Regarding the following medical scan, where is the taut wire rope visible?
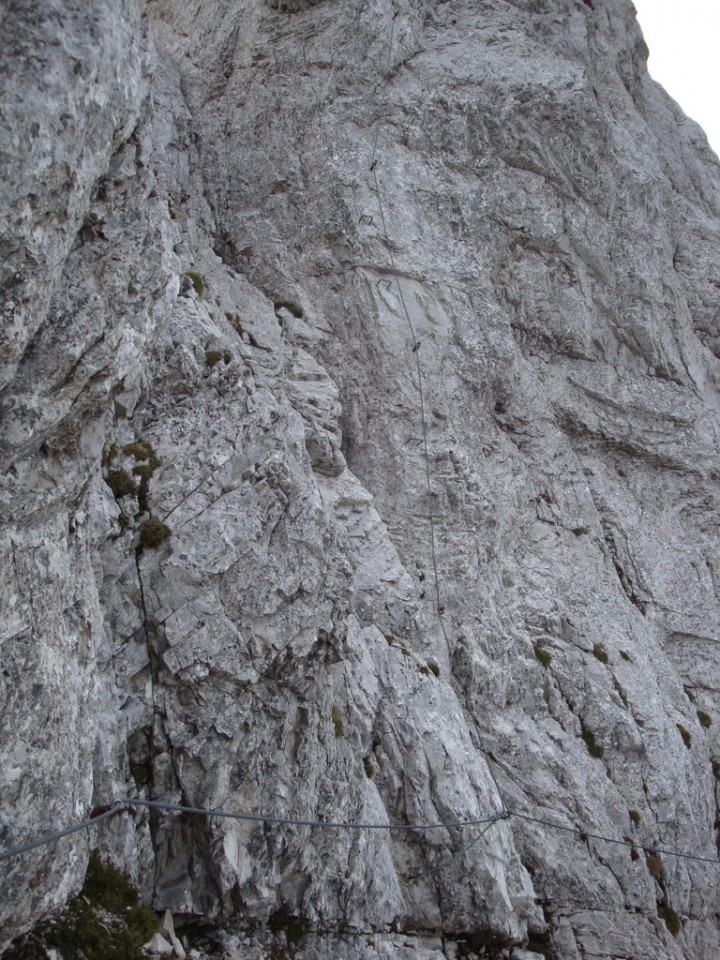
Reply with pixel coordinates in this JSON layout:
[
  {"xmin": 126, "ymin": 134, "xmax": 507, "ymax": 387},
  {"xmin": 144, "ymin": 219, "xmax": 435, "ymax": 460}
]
[{"xmin": 4, "ymin": 800, "xmax": 719, "ymax": 869}]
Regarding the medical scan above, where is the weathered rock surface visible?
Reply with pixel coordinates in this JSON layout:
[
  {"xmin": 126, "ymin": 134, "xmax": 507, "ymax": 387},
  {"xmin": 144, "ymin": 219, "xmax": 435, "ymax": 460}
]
[{"xmin": 2, "ymin": 1, "xmax": 720, "ymax": 958}]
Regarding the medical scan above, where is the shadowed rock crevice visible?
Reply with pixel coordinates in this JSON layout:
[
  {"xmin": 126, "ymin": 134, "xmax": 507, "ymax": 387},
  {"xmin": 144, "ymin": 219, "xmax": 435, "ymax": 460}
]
[{"xmin": 266, "ymin": 0, "xmax": 325, "ymax": 11}]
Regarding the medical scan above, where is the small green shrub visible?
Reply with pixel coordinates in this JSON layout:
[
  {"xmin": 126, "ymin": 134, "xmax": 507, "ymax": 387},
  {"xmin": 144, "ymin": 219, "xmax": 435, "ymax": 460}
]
[
  {"xmin": 619, "ymin": 650, "xmax": 633, "ymax": 662},
  {"xmin": 83, "ymin": 853, "xmax": 136, "ymax": 912},
  {"xmin": 629, "ymin": 809, "xmax": 641, "ymax": 828},
  {"xmin": 572, "ymin": 526, "xmax": 590, "ymax": 536},
  {"xmin": 677, "ymin": 723, "xmax": 692, "ymax": 749},
  {"xmin": 5, "ymin": 852, "xmax": 158, "ymax": 960},
  {"xmin": 581, "ymin": 725, "xmax": 604, "ymax": 759},
  {"xmin": 102, "ymin": 442, "xmax": 118, "ymax": 466},
  {"xmin": 204, "ymin": 349, "xmax": 232, "ymax": 368},
  {"xmin": 138, "ymin": 519, "xmax": 171, "ymax": 550},
  {"xmin": 646, "ymin": 853, "xmax": 665, "ymax": 880},
  {"xmin": 592, "ymin": 643, "xmax": 609, "ymax": 664},
  {"xmin": 658, "ymin": 905, "xmax": 682, "ymax": 937},
  {"xmin": 331, "ymin": 704, "xmax": 344, "ymax": 738},
  {"xmin": 121, "ymin": 443, "xmax": 161, "ymax": 514},
  {"xmin": 697, "ymin": 710, "xmax": 712, "ymax": 729},
  {"xmin": 184, "ymin": 271, "xmax": 205, "ymax": 296},
  {"xmin": 122, "ymin": 442, "xmax": 156, "ymax": 462},
  {"xmin": 534, "ymin": 643, "xmax": 552, "ymax": 668},
  {"xmin": 119, "ymin": 442, "xmax": 161, "ymax": 486},
  {"xmin": 105, "ymin": 469, "xmax": 135, "ymax": 498},
  {"xmin": 132, "ymin": 463, "xmax": 157, "ymax": 482}
]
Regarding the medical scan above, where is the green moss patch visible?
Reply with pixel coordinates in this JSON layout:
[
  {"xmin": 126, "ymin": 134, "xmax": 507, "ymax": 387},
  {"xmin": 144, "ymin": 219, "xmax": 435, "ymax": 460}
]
[
  {"xmin": 534, "ymin": 643, "xmax": 552, "ymax": 668},
  {"xmin": 138, "ymin": 518, "xmax": 171, "ymax": 550},
  {"xmin": 184, "ymin": 271, "xmax": 205, "ymax": 296},
  {"xmin": 592, "ymin": 643, "xmax": 609, "ymax": 664},
  {"xmin": 658, "ymin": 905, "xmax": 682, "ymax": 937},
  {"xmin": 122, "ymin": 442, "xmax": 157, "ymax": 463},
  {"xmin": 105, "ymin": 469, "xmax": 135, "ymax": 499},
  {"xmin": 581, "ymin": 724, "xmax": 604, "ymax": 760},
  {"xmin": 205, "ymin": 350, "xmax": 223, "ymax": 368},
  {"xmin": 105, "ymin": 443, "xmax": 161, "ymax": 508},
  {"xmin": 677, "ymin": 724, "xmax": 692, "ymax": 749},
  {"xmin": 697, "ymin": 710, "xmax": 712, "ymax": 729}
]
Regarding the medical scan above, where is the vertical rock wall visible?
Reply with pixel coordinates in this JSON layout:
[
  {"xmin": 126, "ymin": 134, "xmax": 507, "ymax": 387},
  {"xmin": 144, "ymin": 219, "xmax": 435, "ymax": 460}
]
[
  {"xmin": 0, "ymin": 0, "xmax": 154, "ymax": 942},
  {"xmin": 2, "ymin": 1, "xmax": 720, "ymax": 958}
]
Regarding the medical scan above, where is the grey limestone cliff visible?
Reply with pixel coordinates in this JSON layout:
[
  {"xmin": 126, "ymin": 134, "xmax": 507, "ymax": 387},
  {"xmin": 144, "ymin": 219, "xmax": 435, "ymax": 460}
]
[{"xmin": 2, "ymin": 1, "xmax": 720, "ymax": 958}]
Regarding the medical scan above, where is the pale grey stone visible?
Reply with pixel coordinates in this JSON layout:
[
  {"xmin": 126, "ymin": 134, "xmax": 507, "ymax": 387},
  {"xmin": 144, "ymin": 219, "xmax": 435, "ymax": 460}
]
[
  {"xmin": 144, "ymin": 932, "xmax": 174, "ymax": 956},
  {"xmin": 2, "ymin": 0, "xmax": 720, "ymax": 958}
]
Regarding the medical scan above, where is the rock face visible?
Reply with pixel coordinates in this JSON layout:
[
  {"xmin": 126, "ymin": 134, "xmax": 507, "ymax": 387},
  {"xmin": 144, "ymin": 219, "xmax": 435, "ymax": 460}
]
[{"xmin": 2, "ymin": 0, "xmax": 720, "ymax": 957}]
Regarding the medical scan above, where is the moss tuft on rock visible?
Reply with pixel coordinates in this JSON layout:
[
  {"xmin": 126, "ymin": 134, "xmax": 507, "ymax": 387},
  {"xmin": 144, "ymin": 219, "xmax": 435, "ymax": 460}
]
[
  {"xmin": 592, "ymin": 643, "xmax": 609, "ymax": 664},
  {"xmin": 122, "ymin": 441, "xmax": 157, "ymax": 462},
  {"xmin": 658, "ymin": 905, "xmax": 682, "ymax": 937},
  {"xmin": 184, "ymin": 270, "xmax": 205, "ymax": 296},
  {"xmin": 581, "ymin": 725, "xmax": 604, "ymax": 759},
  {"xmin": 138, "ymin": 518, "xmax": 171, "ymax": 550},
  {"xmin": 105, "ymin": 469, "xmax": 135, "ymax": 499},
  {"xmin": 205, "ymin": 350, "xmax": 224, "ymax": 368},
  {"xmin": 697, "ymin": 710, "xmax": 712, "ymax": 729},
  {"xmin": 677, "ymin": 723, "xmax": 692, "ymax": 749},
  {"xmin": 534, "ymin": 643, "xmax": 552, "ymax": 668}
]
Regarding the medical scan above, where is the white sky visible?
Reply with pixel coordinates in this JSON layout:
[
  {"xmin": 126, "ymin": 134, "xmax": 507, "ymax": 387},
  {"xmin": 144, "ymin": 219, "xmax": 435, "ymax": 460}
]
[{"xmin": 632, "ymin": 0, "xmax": 720, "ymax": 156}]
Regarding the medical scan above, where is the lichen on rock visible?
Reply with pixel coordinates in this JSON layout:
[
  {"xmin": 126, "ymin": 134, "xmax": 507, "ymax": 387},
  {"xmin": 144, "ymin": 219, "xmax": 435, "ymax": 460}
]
[{"xmin": 2, "ymin": 0, "xmax": 720, "ymax": 958}]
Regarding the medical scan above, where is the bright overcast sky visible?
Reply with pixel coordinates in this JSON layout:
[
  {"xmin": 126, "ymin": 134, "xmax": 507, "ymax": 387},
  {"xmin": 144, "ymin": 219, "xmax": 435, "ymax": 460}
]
[{"xmin": 632, "ymin": 0, "xmax": 720, "ymax": 156}]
